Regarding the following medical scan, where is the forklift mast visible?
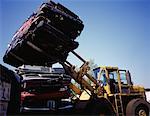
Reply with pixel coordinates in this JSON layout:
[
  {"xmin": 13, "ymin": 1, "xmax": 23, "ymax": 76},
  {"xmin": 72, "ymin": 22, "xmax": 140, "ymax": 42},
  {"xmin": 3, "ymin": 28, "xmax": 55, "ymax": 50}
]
[{"xmin": 60, "ymin": 51, "xmax": 103, "ymax": 97}]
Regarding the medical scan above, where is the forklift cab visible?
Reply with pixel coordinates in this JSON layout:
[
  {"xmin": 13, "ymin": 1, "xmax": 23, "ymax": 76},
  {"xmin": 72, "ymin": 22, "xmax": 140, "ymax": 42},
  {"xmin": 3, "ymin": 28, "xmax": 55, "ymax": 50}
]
[{"xmin": 93, "ymin": 66, "xmax": 133, "ymax": 94}]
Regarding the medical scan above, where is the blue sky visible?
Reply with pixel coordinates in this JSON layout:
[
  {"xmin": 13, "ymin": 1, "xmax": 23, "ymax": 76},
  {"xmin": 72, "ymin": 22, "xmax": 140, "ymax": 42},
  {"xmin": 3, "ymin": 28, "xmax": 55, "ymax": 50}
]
[{"xmin": 0, "ymin": 0, "xmax": 150, "ymax": 88}]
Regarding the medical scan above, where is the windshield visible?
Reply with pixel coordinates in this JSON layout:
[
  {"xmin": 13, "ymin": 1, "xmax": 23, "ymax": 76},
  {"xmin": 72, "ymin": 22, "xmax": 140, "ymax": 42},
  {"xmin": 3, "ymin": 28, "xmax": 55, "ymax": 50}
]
[
  {"xmin": 99, "ymin": 71, "xmax": 107, "ymax": 86},
  {"xmin": 93, "ymin": 68, "xmax": 107, "ymax": 86}
]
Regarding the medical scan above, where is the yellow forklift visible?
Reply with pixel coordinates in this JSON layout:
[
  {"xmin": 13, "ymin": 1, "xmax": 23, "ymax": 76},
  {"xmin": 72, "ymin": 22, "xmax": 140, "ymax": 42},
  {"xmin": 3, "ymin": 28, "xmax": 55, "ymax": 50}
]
[{"xmin": 61, "ymin": 51, "xmax": 150, "ymax": 116}]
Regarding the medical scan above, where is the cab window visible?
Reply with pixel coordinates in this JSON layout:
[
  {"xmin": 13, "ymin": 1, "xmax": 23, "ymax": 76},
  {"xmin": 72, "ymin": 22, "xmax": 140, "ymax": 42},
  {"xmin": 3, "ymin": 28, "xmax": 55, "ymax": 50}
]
[
  {"xmin": 108, "ymin": 70, "xmax": 118, "ymax": 83},
  {"xmin": 119, "ymin": 70, "xmax": 127, "ymax": 85}
]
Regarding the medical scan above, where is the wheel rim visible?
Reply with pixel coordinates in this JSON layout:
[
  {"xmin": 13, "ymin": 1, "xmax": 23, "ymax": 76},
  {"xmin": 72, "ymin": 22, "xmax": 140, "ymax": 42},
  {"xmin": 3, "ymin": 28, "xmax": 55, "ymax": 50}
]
[{"xmin": 138, "ymin": 109, "xmax": 147, "ymax": 116}]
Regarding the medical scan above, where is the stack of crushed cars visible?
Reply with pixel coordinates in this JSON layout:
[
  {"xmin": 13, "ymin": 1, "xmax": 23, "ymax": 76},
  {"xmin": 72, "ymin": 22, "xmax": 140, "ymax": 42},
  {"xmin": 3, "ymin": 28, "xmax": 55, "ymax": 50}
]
[
  {"xmin": 17, "ymin": 66, "xmax": 72, "ymax": 113},
  {"xmin": 3, "ymin": 0, "xmax": 84, "ymax": 67},
  {"xmin": 3, "ymin": 0, "xmax": 84, "ymax": 114}
]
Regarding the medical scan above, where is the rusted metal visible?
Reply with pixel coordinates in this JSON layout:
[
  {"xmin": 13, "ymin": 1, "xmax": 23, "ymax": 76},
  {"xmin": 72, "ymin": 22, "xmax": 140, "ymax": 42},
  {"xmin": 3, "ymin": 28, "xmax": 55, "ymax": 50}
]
[
  {"xmin": 61, "ymin": 61, "xmax": 95, "ymax": 94},
  {"xmin": 69, "ymin": 83, "xmax": 82, "ymax": 95}
]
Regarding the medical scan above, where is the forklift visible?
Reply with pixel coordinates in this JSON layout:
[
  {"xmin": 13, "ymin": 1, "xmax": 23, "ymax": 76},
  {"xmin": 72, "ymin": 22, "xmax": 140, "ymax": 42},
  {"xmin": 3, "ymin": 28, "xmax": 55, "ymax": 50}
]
[{"xmin": 61, "ymin": 51, "xmax": 150, "ymax": 116}]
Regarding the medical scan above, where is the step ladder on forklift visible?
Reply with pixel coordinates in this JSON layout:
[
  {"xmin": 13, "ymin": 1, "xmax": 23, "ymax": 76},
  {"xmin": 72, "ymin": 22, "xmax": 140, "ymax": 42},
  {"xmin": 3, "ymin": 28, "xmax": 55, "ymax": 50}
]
[{"xmin": 114, "ymin": 94, "xmax": 124, "ymax": 116}]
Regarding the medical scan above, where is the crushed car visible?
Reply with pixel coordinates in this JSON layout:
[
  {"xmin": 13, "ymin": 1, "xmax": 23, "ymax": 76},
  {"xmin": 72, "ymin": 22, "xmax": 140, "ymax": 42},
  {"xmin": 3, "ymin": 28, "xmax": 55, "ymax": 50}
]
[
  {"xmin": 3, "ymin": 0, "xmax": 84, "ymax": 67},
  {"xmin": 16, "ymin": 65, "xmax": 73, "ymax": 114}
]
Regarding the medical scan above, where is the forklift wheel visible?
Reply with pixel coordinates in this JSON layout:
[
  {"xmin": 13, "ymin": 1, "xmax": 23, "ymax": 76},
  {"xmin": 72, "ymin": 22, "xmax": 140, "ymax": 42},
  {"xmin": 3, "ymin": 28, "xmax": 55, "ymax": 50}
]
[{"xmin": 126, "ymin": 98, "xmax": 150, "ymax": 116}]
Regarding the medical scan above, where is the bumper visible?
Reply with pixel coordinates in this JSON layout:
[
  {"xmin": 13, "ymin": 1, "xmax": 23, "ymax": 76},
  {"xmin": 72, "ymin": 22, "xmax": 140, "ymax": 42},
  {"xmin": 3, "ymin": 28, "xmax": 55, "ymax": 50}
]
[
  {"xmin": 20, "ymin": 105, "xmax": 73, "ymax": 113},
  {"xmin": 21, "ymin": 107, "xmax": 52, "ymax": 112}
]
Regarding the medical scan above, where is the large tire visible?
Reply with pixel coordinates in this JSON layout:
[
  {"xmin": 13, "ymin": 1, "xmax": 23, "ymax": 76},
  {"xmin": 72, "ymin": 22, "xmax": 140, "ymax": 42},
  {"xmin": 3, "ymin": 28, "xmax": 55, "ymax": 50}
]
[
  {"xmin": 84, "ymin": 97, "xmax": 115, "ymax": 115},
  {"xmin": 126, "ymin": 98, "xmax": 150, "ymax": 116}
]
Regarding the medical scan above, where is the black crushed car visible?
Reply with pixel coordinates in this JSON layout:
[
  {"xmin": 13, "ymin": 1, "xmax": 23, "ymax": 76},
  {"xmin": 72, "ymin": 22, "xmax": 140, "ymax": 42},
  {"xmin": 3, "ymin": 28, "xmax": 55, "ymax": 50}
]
[{"xmin": 3, "ymin": 0, "xmax": 84, "ymax": 67}]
